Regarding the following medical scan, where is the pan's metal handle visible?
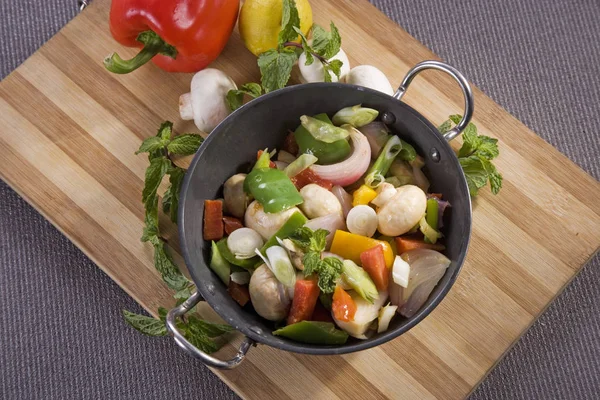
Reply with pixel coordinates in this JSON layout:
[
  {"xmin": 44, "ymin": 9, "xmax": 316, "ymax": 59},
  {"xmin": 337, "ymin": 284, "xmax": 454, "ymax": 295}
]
[
  {"xmin": 166, "ymin": 291, "xmax": 254, "ymax": 369},
  {"xmin": 393, "ymin": 60, "xmax": 474, "ymax": 142},
  {"xmin": 78, "ymin": 0, "xmax": 89, "ymax": 11}
]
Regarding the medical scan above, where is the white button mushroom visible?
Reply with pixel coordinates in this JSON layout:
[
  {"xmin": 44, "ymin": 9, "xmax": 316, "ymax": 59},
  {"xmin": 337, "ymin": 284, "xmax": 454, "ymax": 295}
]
[
  {"xmin": 299, "ymin": 184, "xmax": 343, "ymax": 219},
  {"xmin": 377, "ymin": 185, "xmax": 427, "ymax": 236},
  {"xmin": 341, "ymin": 65, "xmax": 394, "ymax": 96},
  {"xmin": 333, "ymin": 290, "xmax": 389, "ymax": 339},
  {"xmin": 223, "ymin": 173, "xmax": 249, "ymax": 219},
  {"xmin": 226, "ymin": 228, "xmax": 264, "ymax": 259},
  {"xmin": 244, "ymin": 200, "xmax": 302, "ymax": 240},
  {"xmin": 298, "ymin": 44, "xmax": 350, "ymax": 83},
  {"xmin": 179, "ymin": 68, "xmax": 237, "ymax": 133},
  {"xmin": 249, "ymin": 264, "xmax": 291, "ymax": 321}
]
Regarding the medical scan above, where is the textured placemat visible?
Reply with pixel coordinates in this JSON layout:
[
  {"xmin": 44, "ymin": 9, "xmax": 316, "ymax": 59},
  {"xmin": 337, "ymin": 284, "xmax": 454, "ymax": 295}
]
[{"xmin": 1, "ymin": 0, "xmax": 598, "ymax": 399}]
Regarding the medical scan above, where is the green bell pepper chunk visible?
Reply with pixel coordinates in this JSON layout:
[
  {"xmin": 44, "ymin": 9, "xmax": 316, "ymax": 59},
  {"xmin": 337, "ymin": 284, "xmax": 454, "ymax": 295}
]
[
  {"xmin": 261, "ymin": 211, "xmax": 308, "ymax": 252},
  {"xmin": 294, "ymin": 113, "xmax": 351, "ymax": 165},
  {"xmin": 216, "ymin": 238, "xmax": 258, "ymax": 271},
  {"xmin": 273, "ymin": 321, "xmax": 349, "ymax": 345},
  {"xmin": 244, "ymin": 151, "xmax": 304, "ymax": 213},
  {"xmin": 210, "ymin": 241, "xmax": 231, "ymax": 285}
]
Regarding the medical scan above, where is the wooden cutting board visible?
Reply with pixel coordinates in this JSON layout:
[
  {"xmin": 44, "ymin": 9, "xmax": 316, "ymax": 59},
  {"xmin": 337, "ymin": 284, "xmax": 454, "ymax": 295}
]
[{"xmin": 1, "ymin": 0, "xmax": 599, "ymax": 398}]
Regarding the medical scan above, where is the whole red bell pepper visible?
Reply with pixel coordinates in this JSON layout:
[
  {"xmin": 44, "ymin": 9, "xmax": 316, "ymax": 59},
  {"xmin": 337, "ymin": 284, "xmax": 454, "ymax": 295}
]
[{"xmin": 105, "ymin": 0, "xmax": 240, "ymax": 74}]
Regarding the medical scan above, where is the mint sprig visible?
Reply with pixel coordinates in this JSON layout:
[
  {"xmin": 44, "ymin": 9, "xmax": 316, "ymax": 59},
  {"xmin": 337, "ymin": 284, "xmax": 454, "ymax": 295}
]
[{"xmin": 226, "ymin": 83, "xmax": 263, "ymax": 111}]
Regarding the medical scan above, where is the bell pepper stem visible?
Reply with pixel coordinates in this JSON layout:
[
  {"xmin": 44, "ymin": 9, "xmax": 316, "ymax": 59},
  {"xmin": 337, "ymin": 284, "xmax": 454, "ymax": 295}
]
[{"xmin": 104, "ymin": 30, "xmax": 177, "ymax": 74}]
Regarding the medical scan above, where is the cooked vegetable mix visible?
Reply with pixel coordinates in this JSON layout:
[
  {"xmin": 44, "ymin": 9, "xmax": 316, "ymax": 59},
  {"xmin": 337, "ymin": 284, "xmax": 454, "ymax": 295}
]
[{"xmin": 202, "ymin": 106, "xmax": 469, "ymax": 345}]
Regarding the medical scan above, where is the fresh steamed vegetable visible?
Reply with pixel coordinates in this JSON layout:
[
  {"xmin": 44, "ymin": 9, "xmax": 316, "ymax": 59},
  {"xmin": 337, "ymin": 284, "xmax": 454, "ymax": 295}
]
[
  {"xmin": 299, "ymin": 184, "xmax": 343, "ymax": 219},
  {"xmin": 389, "ymin": 160, "xmax": 415, "ymax": 186},
  {"xmin": 228, "ymin": 281, "xmax": 251, "ymax": 307},
  {"xmin": 222, "ymin": 216, "xmax": 244, "ymax": 235},
  {"xmin": 371, "ymin": 182, "xmax": 396, "ymax": 208},
  {"xmin": 249, "ymin": 264, "xmax": 291, "ymax": 321},
  {"xmin": 333, "ymin": 290, "xmax": 388, "ymax": 339},
  {"xmin": 388, "ymin": 249, "xmax": 451, "ymax": 318},
  {"xmin": 273, "ymin": 321, "xmax": 348, "ymax": 345},
  {"xmin": 203, "ymin": 200, "xmax": 224, "ymax": 241},
  {"xmin": 227, "ymin": 228, "xmax": 264, "ymax": 259},
  {"xmin": 423, "ymin": 199, "xmax": 441, "ymax": 244},
  {"xmin": 331, "ymin": 185, "xmax": 353, "ymax": 218},
  {"xmin": 223, "ymin": 173, "xmax": 249, "ymax": 219},
  {"xmin": 331, "ymin": 285, "xmax": 357, "ymax": 322},
  {"xmin": 230, "ymin": 271, "xmax": 251, "ymax": 285},
  {"xmin": 391, "ymin": 256, "xmax": 410, "ymax": 288},
  {"xmin": 332, "ymin": 105, "xmax": 379, "ymax": 127},
  {"xmin": 294, "ymin": 114, "xmax": 351, "ymax": 165},
  {"xmin": 394, "ymin": 236, "xmax": 446, "ymax": 253},
  {"xmin": 346, "ymin": 205, "xmax": 378, "ymax": 237},
  {"xmin": 352, "ymin": 184, "xmax": 378, "ymax": 206},
  {"xmin": 360, "ymin": 122, "xmax": 390, "ymax": 159},
  {"xmin": 311, "ymin": 127, "xmax": 372, "ymax": 186},
  {"xmin": 341, "ymin": 65, "xmax": 394, "ymax": 95},
  {"xmin": 290, "ymin": 168, "xmax": 334, "ymax": 191},
  {"xmin": 105, "ymin": 0, "xmax": 239, "ymax": 73},
  {"xmin": 179, "ymin": 69, "xmax": 237, "ymax": 132},
  {"xmin": 300, "ymin": 115, "xmax": 350, "ymax": 143},
  {"xmin": 245, "ymin": 201, "xmax": 303, "ymax": 240},
  {"xmin": 264, "ymin": 246, "xmax": 297, "ymax": 288},
  {"xmin": 377, "ymin": 304, "xmax": 398, "ymax": 333},
  {"xmin": 360, "ymin": 245, "xmax": 389, "ymax": 291},
  {"xmin": 216, "ymin": 238, "xmax": 258, "ymax": 270},
  {"xmin": 261, "ymin": 211, "xmax": 308, "ymax": 252},
  {"xmin": 365, "ymin": 135, "xmax": 402, "ymax": 188},
  {"xmin": 341, "ymin": 260, "xmax": 379, "ymax": 303},
  {"xmin": 330, "ymin": 230, "xmax": 394, "ymax": 268},
  {"xmin": 287, "ymin": 279, "xmax": 321, "ymax": 325},
  {"xmin": 210, "ymin": 241, "xmax": 231, "ymax": 285},
  {"xmin": 284, "ymin": 154, "xmax": 318, "ymax": 178},
  {"xmin": 304, "ymin": 213, "xmax": 346, "ymax": 248},
  {"xmin": 377, "ymin": 185, "xmax": 427, "ymax": 236}
]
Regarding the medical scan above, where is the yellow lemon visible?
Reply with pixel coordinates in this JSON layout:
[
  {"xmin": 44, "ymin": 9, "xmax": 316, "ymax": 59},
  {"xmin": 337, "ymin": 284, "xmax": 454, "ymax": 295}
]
[{"xmin": 239, "ymin": 0, "xmax": 313, "ymax": 56}]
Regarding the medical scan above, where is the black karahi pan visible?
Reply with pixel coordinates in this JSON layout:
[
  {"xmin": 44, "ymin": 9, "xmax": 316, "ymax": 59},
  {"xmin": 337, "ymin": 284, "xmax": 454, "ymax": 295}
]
[{"xmin": 167, "ymin": 61, "xmax": 474, "ymax": 369}]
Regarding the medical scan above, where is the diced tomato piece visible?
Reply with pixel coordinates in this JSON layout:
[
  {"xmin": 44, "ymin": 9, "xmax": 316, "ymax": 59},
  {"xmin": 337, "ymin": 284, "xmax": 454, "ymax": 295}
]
[
  {"xmin": 287, "ymin": 279, "xmax": 321, "ymax": 325},
  {"xmin": 360, "ymin": 245, "xmax": 389, "ymax": 291},
  {"xmin": 395, "ymin": 236, "xmax": 446, "ymax": 254},
  {"xmin": 228, "ymin": 281, "xmax": 250, "ymax": 307},
  {"xmin": 222, "ymin": 216, "xmax": 243, "ymax": 235},
  {"xmin": 203, "ymin": 200, "xmax": 224, "ymax": 241},
  {"xmin": 282, "ymin": 131, "xmax": 299, "ymax": 155},
  {"xmin": 257, "ymin": 150, "xmax": 277, "ymax": 168},
  {"xmin": 332, "ymin": 285, "xmax": 356, "ymax": 322},
  {"xmin": 291, "ymin": 168, "xmax": 333, "ymax": 190},
  {"xmin": 311, "ymin": 301, "xmax": 334, "ymax": 323}
]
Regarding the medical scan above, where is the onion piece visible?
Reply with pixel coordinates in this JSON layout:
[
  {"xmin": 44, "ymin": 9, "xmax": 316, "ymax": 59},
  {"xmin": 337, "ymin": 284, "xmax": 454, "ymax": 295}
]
[
  {"xmin": 359, "ymin": 122, "xmax": 389, "ymax": 159},
  {"xmin": 230, "ymin": 271, "xmax": 251, "ymax": 285},
  {"xmin": 278, "ymin": 150, "xmax": 297, "ymax": 164},
  {"xmin": 331, "ymin": 185, "xmax": 353, "ymax": 218},
  {"xmin": 274, "ymin": 161, "xmax": 289, "ymax": 170},
  {"xmin": 388, "ymin": 249, "xmax": 451, "ymax": 318},
  {"xmin": 311, "ymin": 127, "xmax": 371, "ymax": 186},
  {"xmin": 284, "ymin": 153, "xmax": 318, "ymax": 177},
  {"xmin": 391, "ymin": 256, "xmax": 410, "ymax": 288},
  {"xmin": 304, "ymin": 213, "xmax": 346, "ymax": 249},
  {"xmin": 265, "ymin": 246, "xmax": 297, "ymax": 288},
  {"xmin": 227, "ymin": 228, "xmax": 264, "ymax": 259},
  {"xmin": 346, "ymin": 205, "xmax": 378, "ymax": 237},
  {"xmin": 412, "ymin": 164, "xmax": 430, "ymax": 192},
  {"xmin": 333, "ymin": 290, "xmax": 388, "ymax": 339},
  {"xmin": 377, "ymin": 303, "xmax": 398, "ymax": 333}
]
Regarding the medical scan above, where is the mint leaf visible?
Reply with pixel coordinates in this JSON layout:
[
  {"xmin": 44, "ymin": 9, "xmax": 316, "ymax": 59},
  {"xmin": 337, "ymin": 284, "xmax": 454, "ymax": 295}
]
[
  {"xmin": 141, "ymin": 195, "xmax": 159, "ymax": 243},
  {"xmin": 158, "ymin": 307, "xmax": 168, "ymax": 322},
  {"xmin": 173, "ymin": 284, "xmax": 194, "ymax": 300},
  {"xmin": 185, "ymin": 329, "xmax": 220, "ymax": 353},
  {"xmin": 167, "ymin": 134, "xmax": 204, "ymax": 155},
  {"xmin": 162, "ymin": 186, "xmax": 172, "ymax": 214},
  {"xmin": 294, "ymin": 27, "xmax": 314, "ymax": 65},
  {"xmin": 167, "ymin": 167, "xmax": 185, "ymax": 223},
  {"xmin": 449, "ymin": 114, "xmax": 462, "ymax": 125},
  {"xmin": 312, "ymin": 22, "xmax": 342, "ymax": 60},
  {"xmin": 437, "ymin": 119, "xmax": 452, "ymax": 134},
  {"xmin": 302, "ymin": 251, "xmax": 321, "ymax": 276},
  {"xmin": 278, "ymin": 0, "xmax": 301, "ymax": 46},
  {"xmin": 327, "ymin": 59, "xmax": 343, "ymax": 79},
  {"xmin": 153, "ymin": 241, "xmax": 189, "ymax": 291},
  {"xmin": 142, "ymin": 156, "xmax": 170, "ymax": 208},
  {"xmin": 122, "ymin": 310, "xmax": 167, "ymax": 336},
  {"xmin": 187, "ymin": 315, "xmax": 234, "ymax": 338},
  {"xmin": 226, "ymin": 83, "xmax": 263, "ymax": 111},
  {"xmin": 459, "ymin": 156, "xmax": 489, "ymax": 196},
  {"xmin": 309, "ymin": 229, "xmax": 328, "ymax": 252},
  {"xmin": 136, "ymin": 136, "xmax": 168, "ymax": 155},
  {"xmin": 258, "ymin": 49, "xmax": 298, "ymax": 92},
  {"xmin": 289, "ymin": 227, "xmax": 313, "ymax": 249},
  {"xmin": 474, "ymin": 135, "xmax": 499, "ymax": 159},
  {"xmin": 316, "ymin": 257, "xmax": 343, "ymax": 293}
]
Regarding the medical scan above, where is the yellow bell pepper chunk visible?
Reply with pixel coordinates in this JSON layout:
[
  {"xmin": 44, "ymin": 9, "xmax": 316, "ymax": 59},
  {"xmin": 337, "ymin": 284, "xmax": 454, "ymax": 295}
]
[
  {"xmin": 330, "ymin": 230, "xmax": 394, "ymax": 268},
  {"xmin": 352, "ymin": 185, "xmax": 378, "ymax": 206}
]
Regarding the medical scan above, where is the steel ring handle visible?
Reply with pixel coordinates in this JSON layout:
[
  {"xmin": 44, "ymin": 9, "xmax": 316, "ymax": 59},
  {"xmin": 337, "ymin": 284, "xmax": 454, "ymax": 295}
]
[
  {"xmin": 166, "ymin": 291, "xmax": 255, "ymax": 369},
  {"xmin": 393, "ymin": 60, "xmax": 474, "ymax": 142},
  {"xmin": 78, "ymin": 0, "xmax": 89, "ymax": 11}
]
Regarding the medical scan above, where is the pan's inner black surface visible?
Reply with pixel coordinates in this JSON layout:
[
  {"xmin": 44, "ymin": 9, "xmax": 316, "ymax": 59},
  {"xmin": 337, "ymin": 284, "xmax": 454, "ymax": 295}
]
[{"xmin": 179, "ymin": 83, "xmax": 471, "ymax": 355}]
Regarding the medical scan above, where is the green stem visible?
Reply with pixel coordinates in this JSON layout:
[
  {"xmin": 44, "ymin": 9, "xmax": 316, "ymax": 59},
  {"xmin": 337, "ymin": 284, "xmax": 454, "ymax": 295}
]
[
  {"xmin": 104, "ymin": 30, "xmax": 177, "ymax": 74},
  {"xmin": 365, "ymin": 135, "xmax": 402, "ymax": 188}
]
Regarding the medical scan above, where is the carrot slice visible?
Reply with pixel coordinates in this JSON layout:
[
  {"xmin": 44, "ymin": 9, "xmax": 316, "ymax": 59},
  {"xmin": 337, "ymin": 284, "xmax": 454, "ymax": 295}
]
[
  {"xmin": 332, "ymin": 285, "xmax": 356, "ymax": 322},
  {"xmin": 222, "ymin": 216, "xmax": 243, "ymax": 235},
  {"xmin": 228, "ymin": 281, "xmax": 250, "ymax": 307},
  {"xmin": 395, "ymin": 236, "xmax": 446, "ymax": 254},
  {"xmin": 203, "ymin": 200, "xmax": 224, "ymax": 241},
  {"xmin": 360, "ymin": 245, "xmax": 389, "ymax": 291},
  {"xmin": 291, "ymin": 168, "xmax": 333, "ymax": 190},
  {"xmin": 287, "ymin": 279, "xmax": 321, "ymax": 325}
]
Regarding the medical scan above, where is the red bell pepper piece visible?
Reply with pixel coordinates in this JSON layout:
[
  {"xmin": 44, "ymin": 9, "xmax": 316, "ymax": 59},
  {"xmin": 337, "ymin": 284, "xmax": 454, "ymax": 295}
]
[
  {"xmin": 360, "ymin": 245, "xmax": 389, "ymax": 291},
  {"xmin": 287, "ymin": 279, "xmax": 321, "ymax": 325},
  {"xmin": 332, "ymin": 285, "xmax": 356, "ymax": 322},
  {"xmin": 282, "ymin": 131, "xmax": 299, "ymax": 155},
  {"xmin": 222, "ymin": 216, "xmax": 244, "ymax": 235},
  {"xmin": 203, "ymin": 200, "xmax": 224, "ymax": 241},
  {"xmin": 291, "ymin": 168, "xmax": 333, "ymax": 190},
  {"xmin": 395, "ymin": 236, "xmax": 446, "ymax": 254},
  {"xmin": 105, "ymin": 0, "xmax": 239, "ymax": 74},
  {"xmin": 310, "ymin": 302, "xmax": 334, "ymax": 323},
  {"xmin": 228, "ymin": 281, "xmax": 250, "ymax": 307}
]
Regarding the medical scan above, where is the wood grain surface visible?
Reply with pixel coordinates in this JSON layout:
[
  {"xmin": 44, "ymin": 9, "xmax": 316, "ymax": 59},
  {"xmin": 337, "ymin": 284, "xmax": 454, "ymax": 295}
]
[{"xmin": 1, "ymin": 0, "xmax": 599, "ymax": 398}]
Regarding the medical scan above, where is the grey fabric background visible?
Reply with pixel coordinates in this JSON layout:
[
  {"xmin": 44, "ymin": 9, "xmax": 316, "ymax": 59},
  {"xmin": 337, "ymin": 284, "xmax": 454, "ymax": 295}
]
[{"xmin": 1, "ymin": 0, "xmax": 598, "ymax": 399}]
